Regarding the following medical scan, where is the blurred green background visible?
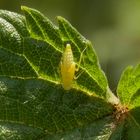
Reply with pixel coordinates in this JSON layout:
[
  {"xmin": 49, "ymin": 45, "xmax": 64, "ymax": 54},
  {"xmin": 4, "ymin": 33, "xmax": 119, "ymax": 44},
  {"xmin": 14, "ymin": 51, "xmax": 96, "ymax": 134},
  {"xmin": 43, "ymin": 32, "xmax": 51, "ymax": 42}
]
[{"xmin": 1, "ymin": 0, "xmax": 140, "ymax": 91}]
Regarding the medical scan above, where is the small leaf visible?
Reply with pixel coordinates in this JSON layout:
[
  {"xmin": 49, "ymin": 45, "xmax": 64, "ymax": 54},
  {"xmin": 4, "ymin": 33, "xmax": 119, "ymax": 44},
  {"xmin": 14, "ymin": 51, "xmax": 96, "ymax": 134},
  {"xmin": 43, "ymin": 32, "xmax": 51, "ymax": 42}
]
[
  {"xmin": 116, "ymin": 64, "xmax": 140, "ymax": 139},
  {"xmin": 117, "ymin": 64, "xmax": 140, "ymax": 108}
]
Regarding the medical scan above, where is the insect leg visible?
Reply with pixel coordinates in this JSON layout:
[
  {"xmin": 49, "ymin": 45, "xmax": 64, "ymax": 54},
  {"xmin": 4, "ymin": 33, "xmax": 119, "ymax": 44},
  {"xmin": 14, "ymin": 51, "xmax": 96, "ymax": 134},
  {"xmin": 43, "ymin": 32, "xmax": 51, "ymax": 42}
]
[
  {"xmin": 74, "ymin": 41, "xmax": 91, "ymax": 79},
  {"xmin": 74, "ymin": 70, "xmax": 84, "ymax": 79},
  {"xmin": 75, "ymin": 42, "xmax": 89, "ymax": 71}
]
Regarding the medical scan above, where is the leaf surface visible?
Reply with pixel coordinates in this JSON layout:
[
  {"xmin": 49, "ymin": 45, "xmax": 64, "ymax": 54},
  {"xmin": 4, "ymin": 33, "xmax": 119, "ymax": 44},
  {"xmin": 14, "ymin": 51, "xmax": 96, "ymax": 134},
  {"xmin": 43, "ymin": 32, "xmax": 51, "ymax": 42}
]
[
  {"xmin": 117, "ymin": 64, "xmax": 140, "ymax": 140},
  {"xmin": 21, "ymin": 6, "xmax": 108, "ymax": 97},
  {"xmin": 0, "ymin": 6, "xmax": 117, "ymax": 139}
]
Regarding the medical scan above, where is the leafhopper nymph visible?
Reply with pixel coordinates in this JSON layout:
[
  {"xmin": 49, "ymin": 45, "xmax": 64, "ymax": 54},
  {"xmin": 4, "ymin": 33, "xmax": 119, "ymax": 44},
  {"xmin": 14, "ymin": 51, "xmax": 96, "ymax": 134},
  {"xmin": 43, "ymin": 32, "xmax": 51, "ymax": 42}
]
[{"xmin": 60, "ymin": 43, "xmax": 87, "ymax": 90}]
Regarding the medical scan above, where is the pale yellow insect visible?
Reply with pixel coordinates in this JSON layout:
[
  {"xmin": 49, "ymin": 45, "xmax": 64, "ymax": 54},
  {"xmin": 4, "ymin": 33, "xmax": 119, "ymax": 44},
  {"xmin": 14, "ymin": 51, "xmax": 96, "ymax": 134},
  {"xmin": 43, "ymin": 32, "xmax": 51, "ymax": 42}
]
[
  {"xmin": 60, "ymin": 43, "xmax": 87, "ymax": 90},
  {"xmin": 60, "ymin": 44, "xmax": 75, "ymax": 90}
]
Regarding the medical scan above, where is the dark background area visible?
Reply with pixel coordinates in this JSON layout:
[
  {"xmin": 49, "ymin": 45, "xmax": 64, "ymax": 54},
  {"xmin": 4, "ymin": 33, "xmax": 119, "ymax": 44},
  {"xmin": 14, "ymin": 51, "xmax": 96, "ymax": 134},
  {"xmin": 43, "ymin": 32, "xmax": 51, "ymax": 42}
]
[{"xmin": 1, "ymin": 0, "xmax": 140, "ymax": 91}]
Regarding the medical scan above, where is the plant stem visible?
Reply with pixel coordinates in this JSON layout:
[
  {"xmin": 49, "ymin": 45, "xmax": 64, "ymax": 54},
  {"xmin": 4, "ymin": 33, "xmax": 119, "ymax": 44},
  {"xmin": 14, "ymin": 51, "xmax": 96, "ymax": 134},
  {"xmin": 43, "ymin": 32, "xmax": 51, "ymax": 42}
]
[{"xmin": 106, "ymin": 86, "xmax": 120, "ymax": 105}]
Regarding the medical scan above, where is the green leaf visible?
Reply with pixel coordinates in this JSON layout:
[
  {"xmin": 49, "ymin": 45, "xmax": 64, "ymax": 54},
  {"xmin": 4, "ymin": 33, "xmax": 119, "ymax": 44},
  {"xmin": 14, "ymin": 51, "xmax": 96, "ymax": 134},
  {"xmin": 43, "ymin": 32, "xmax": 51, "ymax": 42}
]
[
  {"xmin": 117, "ymin": 64, "xmax": 140, "ymax": 108},
  {"xmin": 116, "ymin": 64, "xmax": 140, "ymax": 140},
  {"xmin": 0, "ymin": 6, "xmax": 117, "ymax": 139},
  {"xmin": 21, "ymin": 6, "xmax": 108, "ymax": 98}
]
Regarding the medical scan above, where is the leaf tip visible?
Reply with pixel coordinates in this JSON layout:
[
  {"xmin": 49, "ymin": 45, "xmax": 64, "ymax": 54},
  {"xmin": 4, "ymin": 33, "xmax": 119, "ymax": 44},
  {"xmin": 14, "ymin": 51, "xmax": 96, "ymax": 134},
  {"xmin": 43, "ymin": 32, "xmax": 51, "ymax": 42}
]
[
  {"xmin": 21, "ymin": 5, "xmax": 28, "ymax": 11},
  {"xmin": 56, "ymin": 16, "xmax": 64, "ymax": 22}
]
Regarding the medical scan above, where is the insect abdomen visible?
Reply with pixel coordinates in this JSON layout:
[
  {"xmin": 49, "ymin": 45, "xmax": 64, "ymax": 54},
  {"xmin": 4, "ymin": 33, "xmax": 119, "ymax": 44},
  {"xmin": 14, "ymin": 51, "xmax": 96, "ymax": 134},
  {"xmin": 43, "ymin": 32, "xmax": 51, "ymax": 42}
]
[{"xmin": 61, "ymin": 44, "xmax": 75, "ymax": 90}]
